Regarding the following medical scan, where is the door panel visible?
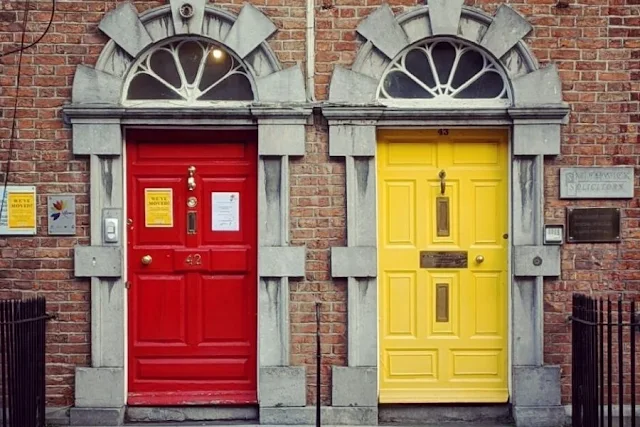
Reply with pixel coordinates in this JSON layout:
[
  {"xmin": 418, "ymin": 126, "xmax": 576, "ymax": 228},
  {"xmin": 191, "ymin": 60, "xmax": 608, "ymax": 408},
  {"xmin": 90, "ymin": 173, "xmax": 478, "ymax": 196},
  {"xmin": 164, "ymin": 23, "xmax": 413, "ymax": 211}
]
[
  {"xmin": 127, "ymin": 129, "xmax": 257, "ymax": 405},
  {"xmin": 378, "ymin": 129, "xmax": 508, "ymax": 403}
]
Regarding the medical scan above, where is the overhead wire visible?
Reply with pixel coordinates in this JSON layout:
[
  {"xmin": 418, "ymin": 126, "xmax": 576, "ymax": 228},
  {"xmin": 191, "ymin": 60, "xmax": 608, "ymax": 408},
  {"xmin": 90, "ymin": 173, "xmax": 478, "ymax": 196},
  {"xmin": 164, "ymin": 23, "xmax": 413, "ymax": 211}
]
[{"xmin": 0, "ymin": 0, "xmax": 55, "ymax": 224}]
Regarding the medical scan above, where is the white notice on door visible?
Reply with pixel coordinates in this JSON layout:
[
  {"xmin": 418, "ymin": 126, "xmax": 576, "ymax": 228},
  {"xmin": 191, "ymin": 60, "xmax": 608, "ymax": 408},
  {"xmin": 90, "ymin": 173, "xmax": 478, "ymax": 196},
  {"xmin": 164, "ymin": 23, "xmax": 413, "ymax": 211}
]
[{"xmin": 212, "ymin": 192, "xmax": 240, "ymax": 231}]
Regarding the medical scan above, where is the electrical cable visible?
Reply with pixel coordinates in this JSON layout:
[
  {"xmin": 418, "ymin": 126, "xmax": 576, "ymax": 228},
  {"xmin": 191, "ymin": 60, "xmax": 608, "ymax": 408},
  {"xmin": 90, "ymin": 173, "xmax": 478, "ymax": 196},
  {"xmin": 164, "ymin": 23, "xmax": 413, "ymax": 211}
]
[
  {"xmin": 0, "ymin": 0, "xmax": 31, "ymax": 223},
  {"xmin": 0, "ymin": 0, "xmax": 56, "ymax": 58}
]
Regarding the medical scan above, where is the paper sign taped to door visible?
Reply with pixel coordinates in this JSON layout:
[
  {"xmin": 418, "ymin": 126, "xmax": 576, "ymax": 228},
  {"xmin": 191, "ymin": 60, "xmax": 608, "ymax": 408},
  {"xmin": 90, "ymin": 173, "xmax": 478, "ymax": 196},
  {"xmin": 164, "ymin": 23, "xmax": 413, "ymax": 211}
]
[
  {"xmin": 212, "ymin": 192, "xmax": 239, "ymax": 231},
  {"xmin": 145, "ymin": 188, "xmax": 173, "ymax": 227}
]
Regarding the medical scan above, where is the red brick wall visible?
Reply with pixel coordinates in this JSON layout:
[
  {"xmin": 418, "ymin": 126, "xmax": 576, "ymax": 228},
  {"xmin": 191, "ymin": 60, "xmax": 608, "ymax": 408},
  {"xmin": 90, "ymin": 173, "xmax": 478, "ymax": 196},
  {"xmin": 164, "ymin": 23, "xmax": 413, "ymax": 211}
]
[{"xmin": 1, "ymin": 0, "xmax": 638, "ymax": 407}]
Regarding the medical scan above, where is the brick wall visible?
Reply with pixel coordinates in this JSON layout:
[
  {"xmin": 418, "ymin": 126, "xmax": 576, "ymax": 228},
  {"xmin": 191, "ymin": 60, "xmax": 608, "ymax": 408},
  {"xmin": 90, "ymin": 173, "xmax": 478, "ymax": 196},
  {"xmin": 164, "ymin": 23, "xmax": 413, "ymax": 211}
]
[{"xmin": 1, "ymin": 0, "xmax": 638, "ymax": 407}]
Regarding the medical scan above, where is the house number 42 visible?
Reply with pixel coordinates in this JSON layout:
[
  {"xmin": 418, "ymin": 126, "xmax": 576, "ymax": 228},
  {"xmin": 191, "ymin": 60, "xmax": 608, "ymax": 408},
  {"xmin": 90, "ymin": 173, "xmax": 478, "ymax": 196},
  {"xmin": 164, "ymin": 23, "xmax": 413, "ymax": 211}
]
[{"xmin": 185, "ymin": 254, "xmax": 202, "ymax": 266}]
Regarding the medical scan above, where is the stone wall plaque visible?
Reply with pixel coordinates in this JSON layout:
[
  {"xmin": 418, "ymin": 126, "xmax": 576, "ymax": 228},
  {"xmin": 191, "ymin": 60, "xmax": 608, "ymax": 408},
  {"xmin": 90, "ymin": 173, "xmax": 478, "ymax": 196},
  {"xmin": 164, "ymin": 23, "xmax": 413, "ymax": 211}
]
[
  {"xmin": 420, "ymin": 251, "xmax": 468, "ymax": 268},
  {"xmin": 560, "ymin": 167, "xmax": 634, "ymax": 199},
  {"xmin": 566, "ymin": 207, "xmax": 621, "ymax": 243}
]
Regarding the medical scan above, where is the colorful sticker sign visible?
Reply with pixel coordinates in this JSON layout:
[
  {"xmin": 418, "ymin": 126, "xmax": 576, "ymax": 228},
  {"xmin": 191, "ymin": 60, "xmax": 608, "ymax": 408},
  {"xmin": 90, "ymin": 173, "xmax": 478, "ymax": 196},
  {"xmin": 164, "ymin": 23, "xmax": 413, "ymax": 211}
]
[
  {"xmin": 47, "ymin": 195, "xmax": 76, "ymax": 235},
  {"xmin": 0, "ymin": 186, "xmax": 37, "ymax": 235},
  {"xmin": 145, "ymin": 188, "xmax": 173, "ymax": 227},
  {"xmin": 212, "ymin": 192, "xmax": 239, "ymax": 231}
]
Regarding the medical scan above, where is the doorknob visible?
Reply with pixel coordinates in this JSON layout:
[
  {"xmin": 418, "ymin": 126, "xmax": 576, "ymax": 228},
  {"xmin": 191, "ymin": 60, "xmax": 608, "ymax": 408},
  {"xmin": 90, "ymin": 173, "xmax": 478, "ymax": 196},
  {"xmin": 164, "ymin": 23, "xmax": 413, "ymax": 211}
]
[
  {"xmin": 141, "ymin": 255, "xmax": 153, "ymax": 265},
  {"xmin": 475, "ymin": 255, "xmax": 485, "ymax": 264}
]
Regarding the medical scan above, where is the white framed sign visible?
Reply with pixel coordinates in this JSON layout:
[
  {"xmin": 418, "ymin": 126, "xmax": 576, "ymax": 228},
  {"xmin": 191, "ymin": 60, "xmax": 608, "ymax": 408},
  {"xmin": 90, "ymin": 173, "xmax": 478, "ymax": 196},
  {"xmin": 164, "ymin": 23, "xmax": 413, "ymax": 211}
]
[{"xmin": 212, "ymin": 192, "xmax": 239, "ymax": 231}]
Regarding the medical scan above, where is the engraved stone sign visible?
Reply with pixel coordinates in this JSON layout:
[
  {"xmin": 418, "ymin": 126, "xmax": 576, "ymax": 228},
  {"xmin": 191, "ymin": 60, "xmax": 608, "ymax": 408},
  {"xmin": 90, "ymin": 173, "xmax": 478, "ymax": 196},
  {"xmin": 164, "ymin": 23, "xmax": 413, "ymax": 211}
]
[
  {"xmin": 567, "ymin": 208, "xmax": 620, "ymax": 243},
  {"xmin": 560, "ymin": 167, "xmax": 634, "ymax": 199}
]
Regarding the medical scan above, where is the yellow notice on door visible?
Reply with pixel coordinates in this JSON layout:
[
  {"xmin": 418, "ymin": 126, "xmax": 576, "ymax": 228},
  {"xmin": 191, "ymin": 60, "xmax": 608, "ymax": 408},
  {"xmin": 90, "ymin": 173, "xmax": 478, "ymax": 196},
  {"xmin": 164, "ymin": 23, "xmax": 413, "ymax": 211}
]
[
  {"xmin": 145, "ymin": 188, "xmax": 173, "ymax": 227},
  {"xmin": 8, "ymin": 192, "xmax": 36, "ymax": 229}
]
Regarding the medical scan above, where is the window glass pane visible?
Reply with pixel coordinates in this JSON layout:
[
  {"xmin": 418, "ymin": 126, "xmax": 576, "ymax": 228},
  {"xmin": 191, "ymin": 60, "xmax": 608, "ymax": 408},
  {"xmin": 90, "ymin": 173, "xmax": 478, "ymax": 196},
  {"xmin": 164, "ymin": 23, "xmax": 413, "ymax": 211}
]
[
  {"xmin": 178, "ymin": 41, "xmax": 203, "ymax": 84},
  {"xmin": 457, "ymin": 71, "xmax": 504, "ymax": 99},
  {"xmin": 430, "ymin": 42, "xmax": 456, "ymax": 85},
  {"xmin": 451, "ymin": 49, "xmax": 484, "ymax": 89},
  {"xmin": 404, "ymin": 49, "xmax": 435, "ymax": 88},
  {"xmin": 199, "ymin": 50, "xmax": 233, "ymax": 91},
  {"xmin": 383, "ymin": 71, "xmax": 432, "ymax": 98},
  {"xmin": 198, "ymin": 73, "xmax": 253, "ymax": 101},
  {"xmin": 127, "ymin": 74, "xmax": 183, "ymax": 100},
  {"xmin": 149, "ymin": 49, "xmax": 181, "ymax": 88}
]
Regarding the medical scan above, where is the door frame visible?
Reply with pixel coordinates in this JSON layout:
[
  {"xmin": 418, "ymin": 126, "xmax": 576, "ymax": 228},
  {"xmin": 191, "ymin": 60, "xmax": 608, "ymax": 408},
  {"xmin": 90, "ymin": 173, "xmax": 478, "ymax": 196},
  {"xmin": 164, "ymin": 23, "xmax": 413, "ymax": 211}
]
[
  {"xmin": 374, "ymin": 127, "xmax": 513, "ymax": 402},
  {"xmin": 123, "ymin": 127, "xmax": 260, "ymax": 405}
]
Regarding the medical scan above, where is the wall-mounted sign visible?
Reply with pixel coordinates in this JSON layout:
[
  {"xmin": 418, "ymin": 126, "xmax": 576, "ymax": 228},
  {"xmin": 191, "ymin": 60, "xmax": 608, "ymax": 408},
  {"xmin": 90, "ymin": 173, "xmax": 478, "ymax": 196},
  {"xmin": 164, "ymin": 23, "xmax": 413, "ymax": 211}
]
[
  {"xmin": 419, "ymin": 251, "xmax": 468, "ymax": 268},
  {"xmin": 144, "ymin": 188, "xmax": 173, "ymax": 227},
  {"xmin": 560, "ymin": 167, "xmax": 634, "ymax": 199},
  {"xmin": 567, "ymin": 207, "xmax": 621, "ymax": 243},
  {"xmin": 47, "ymin": 195, "xmax": 76, "ymax": 235},
  {"xmin": 212, "ymin": 192, "xmax": 239, "ymax": 231},
  {"xmin": 0, "ymin": 186, "xmax": 37, "ymax": 235}
]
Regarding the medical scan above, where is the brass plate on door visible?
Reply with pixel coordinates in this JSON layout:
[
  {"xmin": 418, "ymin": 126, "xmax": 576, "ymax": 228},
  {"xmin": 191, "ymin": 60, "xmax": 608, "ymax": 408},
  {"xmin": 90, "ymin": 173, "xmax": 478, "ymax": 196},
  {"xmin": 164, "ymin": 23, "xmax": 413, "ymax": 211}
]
[
  {"xmin": 435, "ymin": 284, "xmax": 449, "ymax": 322},
  {"xmin": 420, "ymin": 251, "xmax": 468, "ymax": 268},
  {"xmin": 436, "ymin": 197, "xmax": 450, "ymax": 237}
]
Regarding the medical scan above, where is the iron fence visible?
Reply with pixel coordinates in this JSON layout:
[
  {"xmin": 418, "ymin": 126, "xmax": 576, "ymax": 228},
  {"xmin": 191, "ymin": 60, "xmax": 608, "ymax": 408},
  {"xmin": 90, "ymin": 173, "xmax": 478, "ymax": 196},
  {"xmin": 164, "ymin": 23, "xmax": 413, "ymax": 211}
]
[
  {"xmin": 572, "ymin": 293, "xmax": 639, "ymax": 427},
  {"xmin": 0, "ymin": 297, "xmax": 50, "ymax": 427}
]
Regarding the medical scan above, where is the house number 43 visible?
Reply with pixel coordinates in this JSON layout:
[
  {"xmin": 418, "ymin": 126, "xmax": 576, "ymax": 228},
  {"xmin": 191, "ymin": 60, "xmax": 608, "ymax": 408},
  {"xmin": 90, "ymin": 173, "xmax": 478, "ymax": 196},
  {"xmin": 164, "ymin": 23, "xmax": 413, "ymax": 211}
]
[{"xmin": 185, "ymin": 254, "xmax": 202, "ymax": 265}]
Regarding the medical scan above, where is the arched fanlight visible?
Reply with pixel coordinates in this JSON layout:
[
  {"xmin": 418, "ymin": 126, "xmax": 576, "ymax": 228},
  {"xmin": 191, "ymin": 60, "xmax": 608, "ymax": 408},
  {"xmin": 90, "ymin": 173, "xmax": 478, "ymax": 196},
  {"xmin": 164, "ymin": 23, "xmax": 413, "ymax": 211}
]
[
  {"xmin": 378, "ymin": 38, "xmax": 511, "ymax": 105},
  {"xmin": 124, "ymin": 38, "xmax": 254, "ymax": 105}
]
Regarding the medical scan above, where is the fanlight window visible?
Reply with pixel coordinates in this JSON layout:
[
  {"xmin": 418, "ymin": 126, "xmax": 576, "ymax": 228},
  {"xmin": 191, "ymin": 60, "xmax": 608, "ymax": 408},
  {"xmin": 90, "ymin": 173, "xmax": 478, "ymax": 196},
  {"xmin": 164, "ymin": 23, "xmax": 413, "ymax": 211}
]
[
  {"xmin": 378, "ymin": 39, "xmax": 510, "ymax": 105},
  {"xmin": 124, "ymin": 39, "xmax": 254, "ymax": 105}
]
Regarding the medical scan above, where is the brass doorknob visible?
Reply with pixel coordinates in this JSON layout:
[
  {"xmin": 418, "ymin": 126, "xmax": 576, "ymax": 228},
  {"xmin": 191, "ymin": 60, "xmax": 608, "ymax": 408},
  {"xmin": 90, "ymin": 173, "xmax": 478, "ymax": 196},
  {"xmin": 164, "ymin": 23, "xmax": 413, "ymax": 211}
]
[
  {"xmin": 475, "ymin": 255, "xmax": 485, "ymax": 264},
  {"xmin": 141, "ymin": 255, "xmax": 152, "ymax": 265}
]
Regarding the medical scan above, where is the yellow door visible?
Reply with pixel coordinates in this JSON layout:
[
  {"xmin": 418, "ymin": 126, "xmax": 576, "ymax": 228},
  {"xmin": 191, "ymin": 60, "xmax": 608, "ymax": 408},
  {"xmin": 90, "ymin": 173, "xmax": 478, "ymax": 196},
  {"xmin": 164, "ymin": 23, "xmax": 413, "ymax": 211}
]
[{"xmin": 378, "ymin": 129, "xmax": 509, "ymax": 403}]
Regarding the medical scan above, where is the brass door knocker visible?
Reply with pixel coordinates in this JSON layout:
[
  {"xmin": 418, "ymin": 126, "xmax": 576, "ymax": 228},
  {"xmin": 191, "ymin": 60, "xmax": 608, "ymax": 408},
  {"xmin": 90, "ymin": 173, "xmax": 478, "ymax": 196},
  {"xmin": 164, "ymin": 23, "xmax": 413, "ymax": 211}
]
[
  {"xmin": 439, "ymin": 170, "xmax": 446, "ymax": 195},
  {"xmin": 187, "ymin": 166, "xmax": 196, "ymax": 191}
]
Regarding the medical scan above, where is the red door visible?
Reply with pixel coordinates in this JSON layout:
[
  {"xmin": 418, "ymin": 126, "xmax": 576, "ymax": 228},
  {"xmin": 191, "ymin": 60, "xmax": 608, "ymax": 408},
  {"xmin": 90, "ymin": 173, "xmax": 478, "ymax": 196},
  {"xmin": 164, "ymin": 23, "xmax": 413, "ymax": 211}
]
[{"xmin": 126, "ymin": 129, "xmax": 257, "ymax": 405}]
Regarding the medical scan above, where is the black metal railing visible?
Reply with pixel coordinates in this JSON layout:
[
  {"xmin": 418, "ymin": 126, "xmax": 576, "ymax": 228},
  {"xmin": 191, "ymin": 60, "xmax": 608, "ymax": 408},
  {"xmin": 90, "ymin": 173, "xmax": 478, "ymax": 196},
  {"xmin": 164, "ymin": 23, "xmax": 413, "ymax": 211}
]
[
  {"xmin": 572, "ymin": 293, "xmax": 639, "ymax": 427},
  {"xmin": 0, "ymin": 297, "xmax": 50, "ymax": 427}
]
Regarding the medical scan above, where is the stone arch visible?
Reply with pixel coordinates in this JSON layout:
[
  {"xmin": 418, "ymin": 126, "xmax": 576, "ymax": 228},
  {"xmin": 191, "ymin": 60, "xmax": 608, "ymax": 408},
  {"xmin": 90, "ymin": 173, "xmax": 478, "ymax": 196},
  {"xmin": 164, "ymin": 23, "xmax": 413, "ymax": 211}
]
[
  {"xmin": 71, "ymin": 1, "xmax": 305, "ymax": 106},
  {"xmin": 328, "ymin": 1, "xmax": 563, "ymax": 109}
]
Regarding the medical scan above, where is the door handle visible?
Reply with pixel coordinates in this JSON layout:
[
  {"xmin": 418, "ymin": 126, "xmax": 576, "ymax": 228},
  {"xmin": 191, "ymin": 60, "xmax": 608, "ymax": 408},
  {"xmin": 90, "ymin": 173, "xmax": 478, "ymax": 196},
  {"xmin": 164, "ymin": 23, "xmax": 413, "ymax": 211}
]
[
  {"xmin": 141, "ymin": 255, "xmax": 153, "ymax": 265},
  {"xmin": 475, "ymin": 255, "xmax": 485, "ymax": 264}
]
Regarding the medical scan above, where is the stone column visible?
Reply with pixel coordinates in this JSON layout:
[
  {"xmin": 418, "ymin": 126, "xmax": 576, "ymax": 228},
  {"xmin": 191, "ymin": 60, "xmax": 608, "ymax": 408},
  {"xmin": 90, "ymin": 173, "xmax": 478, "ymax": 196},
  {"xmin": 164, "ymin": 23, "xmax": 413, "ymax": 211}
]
[
  {"xmin": 327, "ymin": 122, "xmax": 378, "ymax": 426},
  {"xmin": 255, "ymin": 115, "xmax": 309, "ymax": 423},
  {"xmin": 69, "ymin": 121, "xmax": 127, "ymax": 426},
  {"xmin": 509, "ymin": 104, "xmax": 569, "ymax": 427}
]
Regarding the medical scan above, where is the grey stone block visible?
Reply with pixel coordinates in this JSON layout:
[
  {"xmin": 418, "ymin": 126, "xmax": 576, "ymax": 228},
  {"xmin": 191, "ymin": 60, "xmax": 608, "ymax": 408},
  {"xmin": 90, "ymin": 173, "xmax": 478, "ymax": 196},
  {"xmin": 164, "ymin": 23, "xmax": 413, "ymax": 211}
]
[
  {"xmin": 259, "ymin": 406, "xmax": 377, "ymax": 425},
  {"xmin": 258, "ymin": 123, "xmax": 305, "ymax": 156},
  {"xmin": 256, "ymin": 65, "xmax": 307, "ymax": 103},
  {"xmin": 74, "ymin": 246, "xmax": 123, "ymax": 278},
  {"xmin": 331, "ymin": 246, "xmax": 376, "ymax": 278},
  {"xmin": 69, "ymin": 407, "xmax": 124, "ymax": 426},
  {"xmin": 402, "ymin": 14, "xmax": 433, "ymax": 43},
  {"xmin": 46, "ymin": 406, "xmax": 71, "ymax": 426},
  {"xmin": 259, "ymin": 366, "xmax": 306, "ymax": 407},
  {"xmin": 258, "ymin": 246, "xmax": 305, "ymax": 277},
  {"xmin": 513, "ymin": 405, "xmax": 566, "ymax": 427},
  {"xmin": 513, "ymin": 365, "xmax": 562, "ymax": 407},
  {"xmin": 513, "ymin": 123, "xmax": 561, "ymax": 156},
  {"xmin": 170, "ymin": 0, "xmax": 206, "ymax": 34},
  {"xmin": 356, "ymin": 3, "xmax": 408, "ymax": 60},
  {"xmin": 332, "ymin": 366, "xmax": 377, "ymax": 407},
  {"xmin": 513, "ymin": 64, "xmax": 563, "ymax": 106},
  {"xmin": 328, "ymin": 67, "xmax": 378, "ymax": 104},
  {"xmin": 513, "ymin": 245, "xmax": 560, "ymax": 277},
  {"xmin": 428, "ymin": 0, "xmax": 464, "ymax": 36},
  {"xmin": 72, "ymin": 65, "xmax": 122, "ymax": 105},
  {"xmin": 351, "ymin": 41, "xmax": 391, "ymax": 81},
  {"xmin": 72, "ymin": 123, "xmax": 122, "ymax": 155},
  {"xmin": 225, "ymin": 3, "xmax": 276, "ymax": 59},
  {"xmin": 259, "ymin": 277, "xmax": 289, "ymax": 366},
  {"xmin": 75, "ymin": 367, "xmax": 125, "ymax": 408},
  {"xmin": 480, "ymin": 5, "xmax": 532, "ymax": 60},
  {"xmin": 126, "ymin": 405, "xmax": 257, "ymax": 422},
  {"xmin": 329, "ymin": 125, "xmax": 376, "ymax": 157},
  {"xmin": 347, "ymin": 278, "xmax": 378, "ymax": 367},
  {"xmin": 99, "ymin": 2, "xmax": 153, "ymax": 58},
  {"xmin": 379, "ymin": 404, "xmax": 512, "ymax": 424}
]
